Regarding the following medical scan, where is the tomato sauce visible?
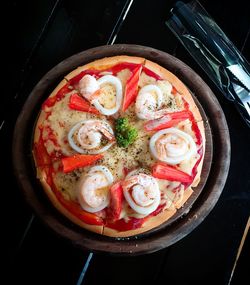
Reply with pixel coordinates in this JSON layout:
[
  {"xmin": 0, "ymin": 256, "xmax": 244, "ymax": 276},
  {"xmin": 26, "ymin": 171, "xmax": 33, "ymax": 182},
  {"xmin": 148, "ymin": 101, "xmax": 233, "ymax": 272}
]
[
  {"xmin": 68, "ymin": 69, "xmax": 102, "ymax": 86},
  {"xmin": 106, "ymin": 203, "xmax": 166, "ymax": 231},
  {"xmin": 42, "ymin": 82, "xmax": 71, "ymax": 109},
  {"xmin": 33, "ymin": 132, "xmax": 51, "ymax": 166}
]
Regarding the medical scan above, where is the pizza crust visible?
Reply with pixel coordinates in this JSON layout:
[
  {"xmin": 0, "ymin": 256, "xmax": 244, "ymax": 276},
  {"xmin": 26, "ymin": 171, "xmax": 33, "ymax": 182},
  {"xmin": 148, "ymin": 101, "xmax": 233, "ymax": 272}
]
[
  {"xmin": 49, "ymin": 78, "xmax": 69, "ymax": 97},
  {"xmin": 175, "ymin": 187, "xmax": 193, "ymax": 209},
  {"xmin": 32, "ymin": 55, "xmax": 207, "ymax": 238},
  {"xmin": 64, "ymin": 55, "xmax": 145, "ymax": 81}
]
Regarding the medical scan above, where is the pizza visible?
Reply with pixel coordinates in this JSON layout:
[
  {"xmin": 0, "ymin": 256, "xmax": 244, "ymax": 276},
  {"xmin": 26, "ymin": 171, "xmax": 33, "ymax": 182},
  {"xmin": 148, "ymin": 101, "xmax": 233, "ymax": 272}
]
[{"xmin": 33, "ymin": 55, "xmax": 205, "ymax": 237}]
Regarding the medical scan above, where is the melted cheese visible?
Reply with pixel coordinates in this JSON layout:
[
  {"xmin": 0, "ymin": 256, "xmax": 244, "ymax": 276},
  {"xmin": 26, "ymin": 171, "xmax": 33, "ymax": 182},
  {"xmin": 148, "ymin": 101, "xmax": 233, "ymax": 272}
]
[
  {"xmin": 101, "ymin": 106, "xmax": 155, "ymax": 181},
  {"xmin": 98, "ymin": 83, "xmax": 116, "ymax": 109},
  {"xmin": 42, "ymin": 92, "xmax": 105, "ymax": 156},
  {"xmin": 156, "ymin": 80, "xmax": 184, "ymax": 111},
  {"xmin": 54, "ymin": 171, "xmax": 80, "ymax": 201},
  {"xmin": 139, "ymin": 71, "xmax": 157, "ymax": 87},
  {"xmin": 39, "ymin": 69, "xmax": 201, "ymax": 221},
  {"xmin": 117, "ymin": 69, "xmax": 132, "ymax": 87},
  {"xmin": 139, "ymin": 72, "xmax": 184, "ymax": 112}
]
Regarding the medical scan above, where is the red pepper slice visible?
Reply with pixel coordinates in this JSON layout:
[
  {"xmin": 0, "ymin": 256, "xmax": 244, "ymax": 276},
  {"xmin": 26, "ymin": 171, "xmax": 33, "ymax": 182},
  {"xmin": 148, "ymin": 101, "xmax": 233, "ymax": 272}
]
[
  {"xmin": 144, "ymin": 110, "xmax": 190, "ymax": 131},
  {"xmin": 171, "ymin": 85, "xmax": 178, "ymax": 95},
  {"xmin": 107, "ymin": 181, "xmax": 124, "ymax": 222},
  {"xmin": 68, "ymin": 63, "xmax": 140, "ymax": 85},
  {"xmin": 62, "ymin": 154, "xmax": 103, "ymax": 173},
  {"xmin": 109, "ymin": 62, "xmax": 141, "ymax": 75},
  {"xmin": 64, "ymin": 200, "xmax": 104, "ymax": 225},
  {"xmin": 68, "ymin": 93, "xmax": 99, "ymax": 114},
  {"xmin": 122, "ymin": 65, "xmax": 142, "ymax": 111},
  {"xmin": 152, "ymin": 162, "xmax": 193, "ymax": 183},
  {"xmin": 142, "ymin": 66, "xmax": 162, "ymax": 80}
]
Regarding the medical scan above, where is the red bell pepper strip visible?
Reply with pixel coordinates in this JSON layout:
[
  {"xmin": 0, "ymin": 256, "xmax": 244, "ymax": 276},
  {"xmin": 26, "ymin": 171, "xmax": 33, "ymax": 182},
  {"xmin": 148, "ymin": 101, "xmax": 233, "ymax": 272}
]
[
  {"xmin": 152, "ymin": 162, "xmax": 193, "ymax": 183},
  {"xmin": 68, "ymin": 93, "xmax": 99, "ymax": 114},
  {"xmin": 68, "ymin": 64, "xmax": 140, "ymax": 85},
  {"xmin": 142, "ymin": 66, "xmax": 162, "ymax": 80},
  {"xmin": 122, "ymin": 65, "xmax": 142, "ymax": 111},
  {"xmin": 171, "ymin": 85, "xmax": 178, "ymax": 95},
  {"xmin": 62, "ymin": 154, "xmax": 103, "ymax": 173},
  {"xmin": 65, "ymin": 201, "xmax": 104, "ymax": 225},
  {"xmin": 60, "ymin": 196, "xmax": 104, "ymax": 225},
  {"xmin": 107, "ymin": 181, "xmax": 124, "ymax": 222},
  {"xmin": 108, "ymin": 62, "xmax": 141, "ymax": 75},
  {"xmin": 144, "ymin": 110, "xmax": 190, "ymax": 132}
]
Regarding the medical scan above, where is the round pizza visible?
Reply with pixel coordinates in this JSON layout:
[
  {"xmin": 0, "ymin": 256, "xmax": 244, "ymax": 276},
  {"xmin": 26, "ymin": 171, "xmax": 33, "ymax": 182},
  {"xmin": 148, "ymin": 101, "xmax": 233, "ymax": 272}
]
[{"xmin": 33, "ymin": 55, "xmax": 205, "ymax": 237}]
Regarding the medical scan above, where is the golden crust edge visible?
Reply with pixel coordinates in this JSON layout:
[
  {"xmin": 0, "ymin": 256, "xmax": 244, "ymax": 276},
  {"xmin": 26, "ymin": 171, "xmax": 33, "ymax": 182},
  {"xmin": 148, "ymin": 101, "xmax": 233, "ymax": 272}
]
[
  {"xmin": 175, "ymin": 187, "xmax": 194, "ymax": 209},
  {"xmin": 64, "ymin": 55, "xmax": 145, "ymax": 81},
  {"xmin": 48, "ymin": 78, "xmax": 69, "ymax": 98}
]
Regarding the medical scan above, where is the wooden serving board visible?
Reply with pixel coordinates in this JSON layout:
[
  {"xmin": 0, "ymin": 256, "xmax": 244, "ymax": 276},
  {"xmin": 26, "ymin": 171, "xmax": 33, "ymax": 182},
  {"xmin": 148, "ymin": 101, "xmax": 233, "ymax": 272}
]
[{"xmin": 12, "ymin": 44, "xmax": 230, "ymax": 255}]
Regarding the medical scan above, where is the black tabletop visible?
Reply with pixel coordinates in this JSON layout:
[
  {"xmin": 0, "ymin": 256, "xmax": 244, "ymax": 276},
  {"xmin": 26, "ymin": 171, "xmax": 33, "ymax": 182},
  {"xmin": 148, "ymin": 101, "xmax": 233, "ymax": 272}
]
[{"xmin": 3, "ymin": 0, "xmax": 249, "ymax": 284}]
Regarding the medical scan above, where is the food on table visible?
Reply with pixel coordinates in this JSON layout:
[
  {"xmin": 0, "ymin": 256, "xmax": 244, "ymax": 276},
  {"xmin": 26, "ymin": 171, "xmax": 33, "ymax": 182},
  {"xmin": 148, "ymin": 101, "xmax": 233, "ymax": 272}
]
[{"xmin": 33, "ymin": 55, "xmax": 205, "ymax": 237}]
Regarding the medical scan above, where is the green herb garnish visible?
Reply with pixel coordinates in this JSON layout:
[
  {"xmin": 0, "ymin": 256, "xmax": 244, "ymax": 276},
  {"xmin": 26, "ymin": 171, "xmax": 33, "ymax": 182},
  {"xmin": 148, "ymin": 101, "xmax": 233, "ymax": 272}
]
[{"xmin": 115, "ymin": 117, "xmax": 138, "ymax": 148}]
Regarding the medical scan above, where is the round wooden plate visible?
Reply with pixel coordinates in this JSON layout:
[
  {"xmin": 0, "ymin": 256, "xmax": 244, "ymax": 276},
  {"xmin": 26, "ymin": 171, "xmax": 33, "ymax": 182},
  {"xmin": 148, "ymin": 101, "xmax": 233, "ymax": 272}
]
[{"xmin": 12, "ymin": 44, "xmax": 230, "ymax": 255}]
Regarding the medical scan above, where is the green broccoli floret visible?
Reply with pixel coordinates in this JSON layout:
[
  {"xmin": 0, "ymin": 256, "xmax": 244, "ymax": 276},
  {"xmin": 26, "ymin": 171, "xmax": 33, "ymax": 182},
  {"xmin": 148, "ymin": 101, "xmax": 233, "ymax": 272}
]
[{"xmin": 115, "ymin": 117, "xmax": 138, "ymax": 147}]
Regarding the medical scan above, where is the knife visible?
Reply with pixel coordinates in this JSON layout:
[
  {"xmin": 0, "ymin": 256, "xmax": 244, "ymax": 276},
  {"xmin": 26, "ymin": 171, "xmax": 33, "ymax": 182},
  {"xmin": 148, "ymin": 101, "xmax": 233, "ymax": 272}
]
[{"xmin": 166, "ymin": 1, "xmax": 250, "ymax": 126}]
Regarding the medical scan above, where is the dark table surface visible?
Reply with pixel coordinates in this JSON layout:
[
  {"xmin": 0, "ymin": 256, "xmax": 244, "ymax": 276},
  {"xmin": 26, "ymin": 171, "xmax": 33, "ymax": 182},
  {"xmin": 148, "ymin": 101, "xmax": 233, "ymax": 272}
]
[{"xmin": 3, "ymin": 0, "xmax": 250, "ymax": 284}]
